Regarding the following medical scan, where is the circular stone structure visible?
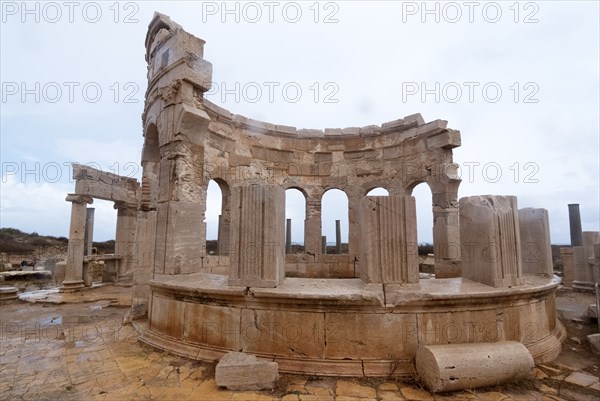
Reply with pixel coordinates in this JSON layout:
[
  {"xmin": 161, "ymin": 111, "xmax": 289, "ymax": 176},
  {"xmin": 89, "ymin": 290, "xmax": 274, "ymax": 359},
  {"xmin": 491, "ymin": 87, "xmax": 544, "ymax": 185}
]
[
  {"xmin": 138, "ymin": 274, "xmax": 564, "ymax": 377},
  {"xmin": 129, "ymin": 13, "xmax": 566, "ymax": 378}
]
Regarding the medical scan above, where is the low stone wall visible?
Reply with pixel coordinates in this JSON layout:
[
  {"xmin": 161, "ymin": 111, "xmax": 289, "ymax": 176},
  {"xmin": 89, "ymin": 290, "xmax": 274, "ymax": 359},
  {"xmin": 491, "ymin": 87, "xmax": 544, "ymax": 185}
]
[{"xmin": 139, "ymin": 273, "xmax": 565, "ymax": 377}]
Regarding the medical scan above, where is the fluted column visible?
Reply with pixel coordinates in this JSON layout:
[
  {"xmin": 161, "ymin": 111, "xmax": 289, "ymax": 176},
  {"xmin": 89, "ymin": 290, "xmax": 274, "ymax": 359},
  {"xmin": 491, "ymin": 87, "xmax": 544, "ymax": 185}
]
[{"xmin": 359, "ymin": 196, "xmax": 419, "ymax": 284}]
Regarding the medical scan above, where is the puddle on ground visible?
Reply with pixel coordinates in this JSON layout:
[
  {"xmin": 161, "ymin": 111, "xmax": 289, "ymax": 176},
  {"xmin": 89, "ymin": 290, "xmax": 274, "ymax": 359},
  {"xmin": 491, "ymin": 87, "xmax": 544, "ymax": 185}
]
[{"xmin": 40, "ymin": 315, "xmax": 63, "ymax": 325}]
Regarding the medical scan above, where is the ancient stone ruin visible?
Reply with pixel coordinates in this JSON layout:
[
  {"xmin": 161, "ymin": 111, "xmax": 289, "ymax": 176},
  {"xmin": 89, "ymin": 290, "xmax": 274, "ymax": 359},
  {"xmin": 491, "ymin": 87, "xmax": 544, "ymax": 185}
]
[{"xmin": 60, "ymin": 13, "xmax": 574, "ymax": 384}]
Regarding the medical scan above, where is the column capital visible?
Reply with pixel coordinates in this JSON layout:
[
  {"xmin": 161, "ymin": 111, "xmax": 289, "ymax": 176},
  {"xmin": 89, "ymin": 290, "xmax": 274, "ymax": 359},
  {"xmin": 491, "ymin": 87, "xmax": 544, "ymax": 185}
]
[{"xmin": 65, "ymin": 194, "xmax": 94, "ymax": 205}]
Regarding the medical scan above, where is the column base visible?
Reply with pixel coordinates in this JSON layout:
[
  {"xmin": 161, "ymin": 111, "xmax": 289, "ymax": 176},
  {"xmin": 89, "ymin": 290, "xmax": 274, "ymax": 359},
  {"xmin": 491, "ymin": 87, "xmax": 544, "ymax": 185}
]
[{"xmin": 60, "ymin": 280, "xmax": 85, "ymax": 292}]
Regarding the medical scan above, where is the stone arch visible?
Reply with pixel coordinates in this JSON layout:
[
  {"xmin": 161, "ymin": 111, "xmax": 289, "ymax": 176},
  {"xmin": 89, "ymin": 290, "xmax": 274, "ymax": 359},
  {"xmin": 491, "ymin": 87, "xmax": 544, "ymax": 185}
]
[
  {"xmin": 321, "ymin": 188, "xmax": 349, "ymax": 254},
  {"xmin": 204, "ymin": 178, "xmax": 231, "ymax": 256},
  {"xmin": 284, "ymin": 187, "xmax": 307, "ymax": 253},
  {"xmin": 363, "ymin": 180, "xmax": 390, "ymax": 196},
  {"xmin": 141, "ymin": 122, "xmax": 160, "ymax": 211},
  {"xmin": 142, "ymin": 122, "xmax": 160, "ymax": 163},
  {"xmin": 366, "ymin": 187, "xmax": 390, "ymax": 196}
]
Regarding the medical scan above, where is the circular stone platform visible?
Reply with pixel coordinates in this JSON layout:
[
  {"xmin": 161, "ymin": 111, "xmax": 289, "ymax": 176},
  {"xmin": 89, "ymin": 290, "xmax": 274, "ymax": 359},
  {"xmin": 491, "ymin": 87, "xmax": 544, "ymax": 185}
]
[{"xmin": 136, "ymin": 274, "xmax": 565, "ymax": 377}]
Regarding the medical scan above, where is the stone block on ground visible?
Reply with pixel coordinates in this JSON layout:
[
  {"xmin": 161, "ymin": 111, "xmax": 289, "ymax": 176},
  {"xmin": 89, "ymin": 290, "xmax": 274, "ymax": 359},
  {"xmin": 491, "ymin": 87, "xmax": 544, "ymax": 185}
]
[
  {"xmin": 588, "ymin": 333, "xmax": 600, "ymax": 355},
  {"xmin": 215, "ymin": 352, "xmax": 278, "ymax": 391},
  {"xmin": 416, "ymin": 341, "xmax": 534, "ymax": 393}
]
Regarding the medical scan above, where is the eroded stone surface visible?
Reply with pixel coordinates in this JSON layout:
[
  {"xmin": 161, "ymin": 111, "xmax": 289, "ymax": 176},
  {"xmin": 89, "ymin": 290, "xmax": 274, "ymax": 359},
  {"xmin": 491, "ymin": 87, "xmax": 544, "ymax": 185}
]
[{"xmin": 215, "ymin": 352, "xmax": 278, "ymax": 391}]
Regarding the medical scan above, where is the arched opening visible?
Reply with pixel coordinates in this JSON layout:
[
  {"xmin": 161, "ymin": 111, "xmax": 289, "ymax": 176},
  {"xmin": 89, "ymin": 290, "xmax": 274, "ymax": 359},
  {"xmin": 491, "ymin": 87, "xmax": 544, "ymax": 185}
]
[
  {"xmin": 142, "ymin": 123, "xmax": 160, "ymax": 163},
  {"xmin": 366, "ymin": 187, "xmax": 389, "ymax": 196},
  {"xmin": 321, "ymin": 189, "xmax": 349, "ymax": 254},
  {"xmin": 141, "ymin": 123, "xmax": 160, "ymax": 211},
  {"xmin": 204, "ymin": 179, "xmax": 231, "ymax": 256},
  {"xmin": 408, "ymin": 182, "xmax": 434, "ymax": 274},
  {"xmin": 285, "ymin": 188, "xmax": 306, "ymax": 253},
  {"xmin": 205, "ymin": 180, "xmax": 221, "ymax": 255}
]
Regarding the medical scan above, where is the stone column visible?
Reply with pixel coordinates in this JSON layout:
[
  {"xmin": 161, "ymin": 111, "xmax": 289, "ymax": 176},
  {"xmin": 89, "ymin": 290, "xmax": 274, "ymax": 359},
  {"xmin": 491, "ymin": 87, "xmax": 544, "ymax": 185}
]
[
  {"xmin": 460, "ymin": 195, "xmax": 523, "ymax": 288},
  {"xmin": 518, "ymin": 208, "xmax": 553, "ymax": 277},
  {"xmin": 335, "ymin": 220, "xmax": 342, "ymax": 254},
  {"xmin": 560, "ymin": 247, "xmax": 575, "ymax": 287},
  {"xmin": 359, "ymin": 196, "xmax": 419, "ymax": 284},
  {"xmin": 61, "ymin": 194, "xmax": 93, "ymax": 291},
  {"xmin": 583, "ymin": 232, "xmax": 600, "ymax": 283},
  {"xmin": 286, "ymin": 218, "xmax": 292, "ymax": 254},
  {"xmin": 573, "ymin": 231, "xmax": 600, "ymax": 292},
  {"xmin": 572, "ymin": 246, "xmax": 590, "ymax": 291},
  {"xmin": 83, "ymin": 208, "xmax": 95, "ymax": 255},
  {"xmin": 321, "ymin": 236, "xmax": 327, "ymax": 254},
  {"xmin": 304, "ymin": 197, "xmax": 322, "ymax": 256},
  {"xmin": 217, "ymin": 214, "xmax": 223, "ymax": 255},
  {"xmin": 218, "ymin": 192, "xmax": 231, "ymax": 257},
  {"xmin": 126, "ymin": 210, "xmax": 157, "ymax": 322},
  {"xmin": 593, "ymin": 243, "xmax": 600, "ymax": 285},
  {"xmin": 431, "ymin": 191, "xmax": 461, "ymax": 278},
  {"xmin": 568, "ymin": 204, "xmax": 583, "ymax": 246},
  {"xmin": 347, "ymin": 193, "xmax": 361, "ymax": 256},
  {"xmin": 229, "ymin": 184, "xmax": 286, "ymax": 288},
  {"xmin": 115, "ymin": 203, "xmax": 137, "ymax": 283}
]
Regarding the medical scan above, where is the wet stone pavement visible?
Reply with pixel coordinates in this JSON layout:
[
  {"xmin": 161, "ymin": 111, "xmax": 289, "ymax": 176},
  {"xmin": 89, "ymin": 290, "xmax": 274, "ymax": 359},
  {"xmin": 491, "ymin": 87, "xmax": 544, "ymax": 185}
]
[{"xmin": 1, "ymin": 286, "xmax": 599, "ymax": 401}]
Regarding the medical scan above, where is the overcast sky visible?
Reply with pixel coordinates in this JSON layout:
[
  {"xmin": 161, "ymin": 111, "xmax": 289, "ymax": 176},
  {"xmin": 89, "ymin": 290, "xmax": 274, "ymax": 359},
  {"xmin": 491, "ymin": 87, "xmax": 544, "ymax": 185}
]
[{"xmin": 1, "ymin": 1, "xmax": 598, "ymax": 245}]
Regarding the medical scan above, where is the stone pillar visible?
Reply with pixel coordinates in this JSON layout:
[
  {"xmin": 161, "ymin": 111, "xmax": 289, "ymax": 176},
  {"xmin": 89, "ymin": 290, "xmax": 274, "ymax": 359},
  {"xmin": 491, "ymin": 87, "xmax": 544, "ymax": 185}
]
[
  {"xmin": 460, "ymin": 195, "xmax": 523, "ymax": 288},
  {"xmin": 321, "ymin": 236, "xmax": 327, "ymax": 254},
  {"xmin": 347, "ymin": 193, "xmax": 361, "ymax": 256},
  {"xmin": 61, "ymin": 194, "xmax": 93, "ymax": 291},
  {"xmin": 229, "ymin": 185, "xmax": 285, "ymax": 288},
  {"xmin": 359, "ymin": 196, "xmax": 419, "ymax": 284},
  {"xmin": 573, "ymin": 231, "xmax": 599, "ymax": 292},
  {"xmin": 304, "ymin": 198, "xmax": 322, "ymax": 256},
  {"xmin": 583, "ymin": 232, "xmax": 600, "ymax": 282},
  {"xmin": 219, "ymin": 192, "xmax": 231, "ymax": 257},
  {"xmin": 593, "ymin": 243, "xmax": 600, "ymax": 285},
  {"xmin": 286, "ymin": 218, "xmax": 292, "ymax": 254},
  {"xmin": 217, "ymin": 214, "xmax": 222, "ymax": 255},
  {"xmin": 115, "ymin": 203, "xmax": 137, "ymax": 283},
  {"xmin": 568, "ymin": 204, "xmax": 583, "ymax": 246},
  {"xmin": 560, "ymin": 247, "xmax": 575, "ymax": 287},
  {"xmin": 572, "ymin": 246, "xmax": 590, "ymax": 291},
  {"xmin": 518, "ymin": 208, "xmax": 553, "ymax": 277},
  {"xmin": 335, "ymin": 220, "xmax": 342, "ymax": 254},
  {"xmin": 126, "ymin": 210, "xmax": 157, "ymax": 322},
  {"xmin": 432, "ymin": 193, "xmax": 461, "ymax": 279},
  {"xmin": 83, "ymin": 208, "xmax": 95, "ymax": 255}
]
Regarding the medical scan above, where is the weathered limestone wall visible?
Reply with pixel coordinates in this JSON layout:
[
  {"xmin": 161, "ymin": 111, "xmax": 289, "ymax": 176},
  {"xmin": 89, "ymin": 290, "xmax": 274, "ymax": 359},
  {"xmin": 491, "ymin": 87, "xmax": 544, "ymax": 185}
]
[{"xmin": 459, "ymin": 196, "xmax": 523, "ymax": 288}]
